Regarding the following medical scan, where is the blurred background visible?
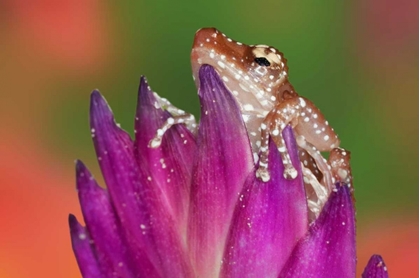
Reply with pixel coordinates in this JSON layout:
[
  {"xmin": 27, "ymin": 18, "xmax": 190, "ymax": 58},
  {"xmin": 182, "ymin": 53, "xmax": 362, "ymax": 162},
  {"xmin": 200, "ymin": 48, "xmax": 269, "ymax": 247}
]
[{"xmin": 0, "ymin": 0, "xmax": 417, "ymax": 277}]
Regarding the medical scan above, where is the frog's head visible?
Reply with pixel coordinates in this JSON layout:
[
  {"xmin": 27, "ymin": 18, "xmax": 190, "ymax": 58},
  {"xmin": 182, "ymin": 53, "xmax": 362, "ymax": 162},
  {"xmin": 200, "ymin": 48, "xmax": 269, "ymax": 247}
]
[{"xmin": 191, "ymin": 28, "xmax": 289, "ymax": 106}]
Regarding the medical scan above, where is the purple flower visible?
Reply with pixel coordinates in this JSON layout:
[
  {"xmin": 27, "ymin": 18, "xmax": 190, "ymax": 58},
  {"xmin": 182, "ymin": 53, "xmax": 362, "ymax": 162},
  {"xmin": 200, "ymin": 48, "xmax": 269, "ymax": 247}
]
[{"xmin": 69, "ymin": 65, "xmax": 388, "ymax": 278}]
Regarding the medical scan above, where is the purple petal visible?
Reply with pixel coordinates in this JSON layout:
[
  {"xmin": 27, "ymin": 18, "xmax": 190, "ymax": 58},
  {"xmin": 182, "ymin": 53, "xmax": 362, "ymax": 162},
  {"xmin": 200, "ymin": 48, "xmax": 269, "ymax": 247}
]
[
  {"xmin": 134, "ymin": 77, "xmax": 196, "ymax": 234},
  {"xmin": 76, "ymin": 160, "xmax": 158, "ymax": 277},
  {"xmin": 187, "ymin": 65, "xmax": 255, "ymax": 277},
  {"xmin": 362, "ymin": 255, "xmax": 389, "ymax": 278},
  {"xmin": 90, "ymin": 90, "xmax": 193, "ymax": 277},
  {"xmin": 279, "ymin": 184, "xmax": 356, "ymax": 278},
  {"xmin": 69, "ymin": 214, "xmax": 102, "ymax": 278},
  {"xmin": 221, "ymin": 127, "xmax": 308, "ymax": 277}
]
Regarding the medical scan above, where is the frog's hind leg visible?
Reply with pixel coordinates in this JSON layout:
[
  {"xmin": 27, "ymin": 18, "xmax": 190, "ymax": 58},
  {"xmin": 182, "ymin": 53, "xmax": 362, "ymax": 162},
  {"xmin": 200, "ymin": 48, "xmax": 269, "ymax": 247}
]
[
  {"xmin": 255, "ymin": 117, "xmax": 296, "ymax": 182},
  {"xmin": 328, "ymin": 147, "xmax": 353, "ymax": 187},
  {"xmin": 302, "ymin": 166, "xmax": 328, "ymax": 219},
  {"xmin": 296, "ymin": 135, "xmax": 334, "ymax": 193},
  {"xmin": 299, "ymin": 148, "xmax": 323, "ymax": 182}
]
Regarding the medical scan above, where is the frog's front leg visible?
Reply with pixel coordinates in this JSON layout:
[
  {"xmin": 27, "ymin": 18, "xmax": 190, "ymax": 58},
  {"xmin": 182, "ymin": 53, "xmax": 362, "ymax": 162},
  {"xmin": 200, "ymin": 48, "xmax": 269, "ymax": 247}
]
[
  {"xmin": 256, "ymin": 114, "xmax": 298, "ymax": 182},
  {"xmin": 148, "ymin": 93, "xmax": 197, "ymax": 148},
  {"xmin": 256, "ymin": 95, "xmax": 340, "ymax": 182},
  {"xmin": 148, "ymin": 113, "xmax": 197, "ymax": 148}
]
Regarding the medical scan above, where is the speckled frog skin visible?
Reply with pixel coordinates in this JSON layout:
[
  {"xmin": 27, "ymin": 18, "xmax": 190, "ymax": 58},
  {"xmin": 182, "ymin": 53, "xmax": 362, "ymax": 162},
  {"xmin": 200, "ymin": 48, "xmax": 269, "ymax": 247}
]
[{"xmin": 191, "ymin": 28, "xmax": 340, "ymax": 182}]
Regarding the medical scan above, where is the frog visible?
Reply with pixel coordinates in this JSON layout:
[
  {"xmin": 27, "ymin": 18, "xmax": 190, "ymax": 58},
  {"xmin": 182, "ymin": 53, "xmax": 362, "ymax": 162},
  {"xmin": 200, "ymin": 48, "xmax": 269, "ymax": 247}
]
[{"xmin": 149, "ymin": 27, "xmax": 340, "ymax": 183}]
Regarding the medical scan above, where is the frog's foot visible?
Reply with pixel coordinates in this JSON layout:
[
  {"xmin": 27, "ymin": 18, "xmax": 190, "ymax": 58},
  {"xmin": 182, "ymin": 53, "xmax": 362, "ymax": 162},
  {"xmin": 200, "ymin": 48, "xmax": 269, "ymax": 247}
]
[
  {"xmin": 284, "ymin": 164, "xmax": 298, "ymax": 179},
  {"xmin": 256, "ymin": 161, "xmax": 297, "ymax": 182},
  {"xmin": 256, "ymin": 165, "xmax": 270, "ymax": 182},
  {"xmin": 148, "ymin": 114, "xmax": 196, "ymax": 148}
]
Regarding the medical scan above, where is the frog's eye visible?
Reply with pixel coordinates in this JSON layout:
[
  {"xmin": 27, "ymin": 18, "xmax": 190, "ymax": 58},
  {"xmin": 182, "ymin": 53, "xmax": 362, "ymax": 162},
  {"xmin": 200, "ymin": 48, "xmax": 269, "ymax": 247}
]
[
  {"xmin": 254, "ymin": 57, "xmax": 271, "ymax": 67},
  {"xmin": 252, "ymin": 46, "xmax": 282, "ymax": 67}
]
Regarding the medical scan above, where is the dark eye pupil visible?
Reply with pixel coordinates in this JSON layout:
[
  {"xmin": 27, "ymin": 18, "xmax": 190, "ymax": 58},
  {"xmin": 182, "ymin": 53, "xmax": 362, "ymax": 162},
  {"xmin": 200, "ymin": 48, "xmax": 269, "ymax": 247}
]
[{"xmin": 254, "ymin": 57, "xmax": 271, "ymax": 66}]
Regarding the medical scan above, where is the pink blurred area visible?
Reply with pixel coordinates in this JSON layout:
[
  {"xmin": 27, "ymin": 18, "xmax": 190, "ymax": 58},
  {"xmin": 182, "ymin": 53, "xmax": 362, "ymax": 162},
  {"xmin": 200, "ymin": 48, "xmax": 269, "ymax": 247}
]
[
  {"xmin": 357, "ymin": 220, "xmax": 418, "ymax": 277},
  {"xmin": 358, "ymin": 0, "xmax": 417, "ymax": 57},
  {"xmin": 0, "ymin": 0, "xmax": 111, "ymax": 277},
  {"xmin": 2, "ymin": 0, "xmax": 110, "ymax": 72},
  {"xmin": 0, "ymin": 133, "xmax": 81, "ymax": 277}
]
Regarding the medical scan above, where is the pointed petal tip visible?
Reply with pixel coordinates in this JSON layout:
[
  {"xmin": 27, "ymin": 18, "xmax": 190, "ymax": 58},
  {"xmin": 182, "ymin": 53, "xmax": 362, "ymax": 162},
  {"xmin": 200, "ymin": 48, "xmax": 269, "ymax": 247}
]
[
  {"xmin": 75, "ymin": 160, "xmax": 99, "ymax": 192},
  {"xmin": 137, "ymin": 74, "xmax": 160, "ymax": 109},
  {"xmin": 69, "ymin": 214, "xmax": 85, "ymax": 236},
  {"xmin": 197, "ymin": 65, "xmax": 219, "ymax": 97},
  {"xmin": 139, "ymin": 75, "xmax": 148, "ymax": 87},
  {"xmin": 75, "ymin": 159, "xmax": 89, "ymax": 173},
  {"xmin": 139, "ymin": 75, "xmax": 147, "ymax": 90},
  {"xmin": 69, "ymin": 214, "xmax": 103, "ymax": 277},
  {"xmin": 89, "ymin": 89, "xmax": 120, "ymax": 135},
  {"xmin": 140, "ymin": 74, "xmax": 155, "ymax": 92},
  {"xmin": 198, "ymin": 64, "xmax": 212, "ymax": 72},
  {"xmin": 90, "ymin": 90, "xmax": 110, "ymax": 115},
  {"xmin": 90, "ymin": 89, "xmax": 102, "ymax": 101},
  {"xmin": 75, "ymin": 159, "xmax": 85, "ymax": 171},
  {"xmin": 362, "ymin": 254, "xmax": 389, "ymax": 278},
  {"xmin": 68, "ymin": 213, "xmax": 77, "ymax": 226},
  {"xmin": 90, "ymin": 88, "xmax": 113, "ymax": 109},
  {"xmin": 198, "ymin": 64, "xmax": 215, "ymax": 76}
]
